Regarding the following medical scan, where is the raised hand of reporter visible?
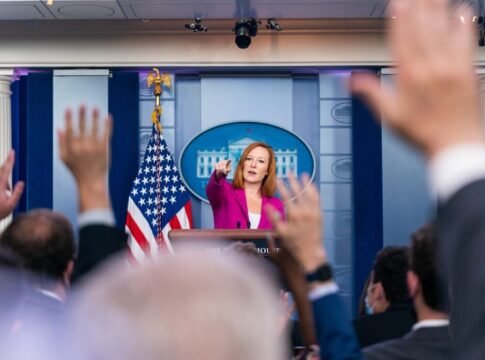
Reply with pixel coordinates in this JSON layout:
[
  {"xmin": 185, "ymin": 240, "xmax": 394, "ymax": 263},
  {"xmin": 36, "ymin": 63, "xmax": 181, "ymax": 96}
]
[
  {"xmin": 351, "ymin": 0, "xmax": 481, "ymax": 158},
  {"xmin": 58, "ymin": 106, "xmax": 112, "ymax": 212},
  {"xmin": 0, "ymin": 150, "xmax": 24, "ymax": 220},
  {"xmin": 265, "ymin": 172, "xmax": 326, "ymax": 273}
]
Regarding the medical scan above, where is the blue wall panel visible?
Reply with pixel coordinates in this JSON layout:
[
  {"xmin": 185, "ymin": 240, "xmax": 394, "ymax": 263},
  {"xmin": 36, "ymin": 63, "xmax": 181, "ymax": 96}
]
[
  {"xmin": 53, "ymin": 70, "xmax": 109, "ymax": 229},
  {"xmin": 352, "ymin": 82, "xmax": 383, "ymax": 313},
  {"xmin": 25, "ymin": 72, "xmax": 53, "ymax": 210},
  {"xmin": 292, "ymin": 77, "xmax": 320, "ymax": 183},
  {"xmin": 175, "ymin": 76, "xmax": 202, "ymax": 229},
  {"xmin": 109, "ymin": 71, "xmax": 140, "ymax": 228}
]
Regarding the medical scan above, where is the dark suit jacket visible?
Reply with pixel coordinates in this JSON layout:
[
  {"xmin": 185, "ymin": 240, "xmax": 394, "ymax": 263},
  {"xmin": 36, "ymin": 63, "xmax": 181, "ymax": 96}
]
[
  {"xmin": 72, "ymin": 224, "xmax": 127, "ymax": 283},
  {"xmin": 352, "ymin": 302, "xmax": 416, "ymax": 348},
  {"xmin": 437, "ymin": 179, "xmax": 485, "ymax": 359},
  {"xmin": 312, "ymin": 293, "xmax": 362, "ymax": 360},
  {"xmin": 363, "ymin": 325, "xmax": 453, "ymax": 360}
]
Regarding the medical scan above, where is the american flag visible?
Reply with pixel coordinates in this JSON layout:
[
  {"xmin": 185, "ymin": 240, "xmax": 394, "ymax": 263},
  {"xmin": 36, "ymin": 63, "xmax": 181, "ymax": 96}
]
[{"xmin": 126, "ymin": 127, "xmax": 192, "ymax": 262}]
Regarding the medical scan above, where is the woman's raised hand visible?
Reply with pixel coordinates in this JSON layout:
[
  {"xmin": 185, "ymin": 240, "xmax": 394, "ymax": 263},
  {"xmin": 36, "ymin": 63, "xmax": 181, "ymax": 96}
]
[{"xmin": 215, "ymin": 159, "xmax": 232, "ymax": 179}]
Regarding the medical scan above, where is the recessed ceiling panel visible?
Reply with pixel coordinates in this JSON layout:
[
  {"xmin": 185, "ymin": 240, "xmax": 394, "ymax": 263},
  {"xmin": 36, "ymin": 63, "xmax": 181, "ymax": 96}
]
[
  {"xmin": 120, "ymin": 0, "xmax": 388, "ymax": 19},
  {"xmin": 0, "ymin": 0, "xmax": 393, "ymax": 20},
  {"xmin": 0, "ymin": 2, "xmax": 54, "ymax": 20},
  {"xmin": 43, "ymin": 0, "xmax": 126, "ymax": 19},
  {"xmin": 127, "ymin": 3, "xmax": 236, "ymax": 19},
  {"xmin": 249, "ymin": 3, "xmax": 381, "ymax": 18}
]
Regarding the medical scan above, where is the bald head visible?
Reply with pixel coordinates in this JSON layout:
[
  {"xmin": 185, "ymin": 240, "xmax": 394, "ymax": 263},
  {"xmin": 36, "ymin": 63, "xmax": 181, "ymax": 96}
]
[
  {"xmin": 0, "ymin": 209, "xmax": 75, "ymax": 284},
  {"xmin": 70, "ymin": 245, "xmax": 285, "ymax": 360}
]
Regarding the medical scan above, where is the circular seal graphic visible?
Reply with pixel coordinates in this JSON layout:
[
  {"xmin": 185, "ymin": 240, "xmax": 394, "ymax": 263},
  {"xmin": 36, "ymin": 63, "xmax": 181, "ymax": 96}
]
[
  {"xmin": 333, "ymin": 265, "xmax": 352, "ymax": 294},
  {"xmin": 331, "ymin": 213, "xmax": 352, "ymax": 238},
  {"xmin": 180, "ymin": 121, "xmax": 316, "ymax": 202},
  {"xmin": 331, "ymin": 157, "xmax": 352, "ymax": 180},
  {"xmin": 139, "ymin": 128, "xmax": 152, "ymax": 157},
  {"xmin": 331, "ymin": 101, "xmax": 352, "ymax": 125}
]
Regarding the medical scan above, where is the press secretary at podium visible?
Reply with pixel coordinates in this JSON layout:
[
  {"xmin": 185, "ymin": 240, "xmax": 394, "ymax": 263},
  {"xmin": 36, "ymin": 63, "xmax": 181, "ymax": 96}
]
[{"xmin": 206, "ymin": 142, "xmax": 285, "ymax": 229}]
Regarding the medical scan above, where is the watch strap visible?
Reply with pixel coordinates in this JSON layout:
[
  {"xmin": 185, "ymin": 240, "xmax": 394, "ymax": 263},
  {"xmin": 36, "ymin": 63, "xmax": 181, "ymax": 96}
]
[{"xmin": 305, "ymin": 264, "xmax": 333, "ymax": 282}]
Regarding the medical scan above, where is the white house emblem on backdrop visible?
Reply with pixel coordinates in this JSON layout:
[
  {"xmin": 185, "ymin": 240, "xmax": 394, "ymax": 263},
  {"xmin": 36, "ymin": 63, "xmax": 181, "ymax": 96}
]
[
  {"xmin": 331, "ymin": 101, "xmax": 352, "ymax": 125},
  {"xmin": 180, "ymin": 121, "xmax": 315, "ymax": 202},
  {"xmin": 196, "ymin": 137, "xmax": 297, "ymax": 180}
]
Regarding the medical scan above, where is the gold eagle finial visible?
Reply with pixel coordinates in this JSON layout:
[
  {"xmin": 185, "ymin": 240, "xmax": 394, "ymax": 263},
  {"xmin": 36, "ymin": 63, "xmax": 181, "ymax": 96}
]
[{"xmin": 147, "ymin": 68, "xmax": 171, "ymax": 133}]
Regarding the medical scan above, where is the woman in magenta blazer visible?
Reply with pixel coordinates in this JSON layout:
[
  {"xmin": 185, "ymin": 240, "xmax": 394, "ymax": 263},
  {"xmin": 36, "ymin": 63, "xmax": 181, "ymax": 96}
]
[{"xmin": 206, "ymin": 142, "xmax": 285, "ymax": 229}]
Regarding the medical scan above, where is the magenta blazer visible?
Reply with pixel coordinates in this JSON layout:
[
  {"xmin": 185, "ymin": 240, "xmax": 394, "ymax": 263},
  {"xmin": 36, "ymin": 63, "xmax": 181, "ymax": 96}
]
[{"xmin": 206, "ymin": 172, "xmax": 286, "ymax": 229}]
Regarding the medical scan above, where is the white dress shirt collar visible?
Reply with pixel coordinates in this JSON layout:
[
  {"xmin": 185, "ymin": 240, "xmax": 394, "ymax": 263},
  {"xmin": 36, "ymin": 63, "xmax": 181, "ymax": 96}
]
[
  {"xmin": 412, "ymin": 319, "xmax": 449, "ymax": 331},
  {"xmin": 36, "ymin": 288, "xmax": 63, "ymax": 302},
  {"xmin": 429, "ymin": 143, "xmax": 485, "ymax": 202}
]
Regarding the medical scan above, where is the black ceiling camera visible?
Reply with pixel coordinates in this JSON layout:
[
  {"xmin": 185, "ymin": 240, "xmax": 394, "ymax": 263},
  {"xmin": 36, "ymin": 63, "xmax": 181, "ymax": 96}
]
[
  {"xmin": 185, "ymin": 17, "xmax": 208, "ymax": 32},
  {"xmin": 233, "ymin": 18, "xmax": 260, "ymax": 49}
]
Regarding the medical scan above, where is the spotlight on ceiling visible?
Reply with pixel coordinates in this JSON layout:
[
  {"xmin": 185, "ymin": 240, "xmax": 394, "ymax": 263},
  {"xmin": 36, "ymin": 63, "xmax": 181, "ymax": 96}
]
[
  {"xmin": 266, "ymin": 18, "xmax": 282, "ymax": 31},
  {"xmin": 233, "ymin": 18, "xmax": 260, "ymax": 49},
  {"xmin": 185, "ymin": 18, "xmax": 208, "ymax": 32}
]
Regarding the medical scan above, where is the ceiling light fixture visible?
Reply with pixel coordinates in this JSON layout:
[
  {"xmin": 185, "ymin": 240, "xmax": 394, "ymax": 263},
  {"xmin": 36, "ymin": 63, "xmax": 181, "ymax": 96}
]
[
  {"xmin": 185, "ymin": 18, "xmax": 208, "ymax": 32},
  {"xmin": 266, "ymin": 18, "xmax": 282, "ymax": 31}
]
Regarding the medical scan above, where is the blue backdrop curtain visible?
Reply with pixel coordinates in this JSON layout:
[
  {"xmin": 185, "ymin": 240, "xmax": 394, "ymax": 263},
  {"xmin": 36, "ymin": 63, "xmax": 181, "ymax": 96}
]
[
  {"xmin": 351, "ymin": 70, "xmax": 383, "ymax": 312},
  {"xmin": 11, "ymin": 71, "xmax": 53, "ymax": 214},
  {"xmin": 108, "ymin": 71, "xmax": 140, "ymax": 229}
]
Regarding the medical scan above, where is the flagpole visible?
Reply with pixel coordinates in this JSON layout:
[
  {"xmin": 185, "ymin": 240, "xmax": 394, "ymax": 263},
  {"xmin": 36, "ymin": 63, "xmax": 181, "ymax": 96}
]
[
  {"xmin": 127, "ymin": 70, "xmax": 192, "ymax": 260},
  {"xmin": 146, "ymin": 68, "xmax": 172, "ymax": 248}
]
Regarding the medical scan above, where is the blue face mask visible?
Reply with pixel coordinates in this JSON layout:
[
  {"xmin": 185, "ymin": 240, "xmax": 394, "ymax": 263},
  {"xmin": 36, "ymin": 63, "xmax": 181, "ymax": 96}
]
[{"xmin": 364, "ymin": 296, "xmax": 374, "ymax": 315}]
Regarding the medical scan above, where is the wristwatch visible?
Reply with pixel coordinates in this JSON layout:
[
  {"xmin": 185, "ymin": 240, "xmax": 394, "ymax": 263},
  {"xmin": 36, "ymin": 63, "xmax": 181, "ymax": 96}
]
[{"xmin": 305, "ymin": 263, "xmax": 333, "ymax": 282}]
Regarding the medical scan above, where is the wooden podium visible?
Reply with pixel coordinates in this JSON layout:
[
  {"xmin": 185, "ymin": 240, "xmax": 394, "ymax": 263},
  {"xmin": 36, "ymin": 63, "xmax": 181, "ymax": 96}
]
[
  {"xmin": 168, "ymin": 229, "xmax": 279, "ymax": 256},
  {"xmin": 168, "ymin": 229, "xmax": 278, "ymax": 241}
]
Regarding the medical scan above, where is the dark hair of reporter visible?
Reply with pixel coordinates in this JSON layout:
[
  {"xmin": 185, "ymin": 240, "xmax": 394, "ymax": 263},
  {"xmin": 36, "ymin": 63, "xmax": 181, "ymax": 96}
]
[
  {"xmin": 0, "ymin": 209, "xmax": 75, "ymax": 288},
  {"xmin": 373, "ymin": 246, "xmax": 410, "ymax": 304},
  {"xmin": 410, "ymin": 223, "xmax": 450, "ymax": 313}
]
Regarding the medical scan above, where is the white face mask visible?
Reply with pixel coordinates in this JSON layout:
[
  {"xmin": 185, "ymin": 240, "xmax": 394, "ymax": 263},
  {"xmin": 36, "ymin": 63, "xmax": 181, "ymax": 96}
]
[{"xmin": 364, "ymin": 296, "xmax": 374, "ymax": 315}]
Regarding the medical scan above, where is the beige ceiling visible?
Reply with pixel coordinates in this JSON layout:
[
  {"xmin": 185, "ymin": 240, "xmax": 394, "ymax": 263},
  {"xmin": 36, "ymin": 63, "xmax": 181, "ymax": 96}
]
[
  {"xmin": 0, "ymin": 0, "xmax": 394, "ymax": 20},
  {"xmin": 0, "ymin": 0, "xmax": 473, "ymax": 36}
]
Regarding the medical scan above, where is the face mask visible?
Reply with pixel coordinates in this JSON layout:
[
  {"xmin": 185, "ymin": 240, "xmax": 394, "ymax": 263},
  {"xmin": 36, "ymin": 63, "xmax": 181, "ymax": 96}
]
[{"xmin": 364, "ymin": 296, "xmax": 374, "ymax": 315}]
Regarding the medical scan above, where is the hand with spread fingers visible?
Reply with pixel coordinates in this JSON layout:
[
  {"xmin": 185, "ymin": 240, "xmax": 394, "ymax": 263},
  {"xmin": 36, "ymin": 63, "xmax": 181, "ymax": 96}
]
[
  {"xmin": 214, "ymin": 159, "xmax": 232, "ymax": 179},
  {"xmin": 58, "ymin": 106, "xmax": 112, "ymax": 212},
  {"xmin": 351, "ymin": 0, "xmax": 482, "ymax": 158},
  {"xmin": 265, "ymin": 172, "xmax": 327, "ymax": 273},
  {"xmin": 0, "ymin": 150, "xmax": 24, "ymax": 220}
]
